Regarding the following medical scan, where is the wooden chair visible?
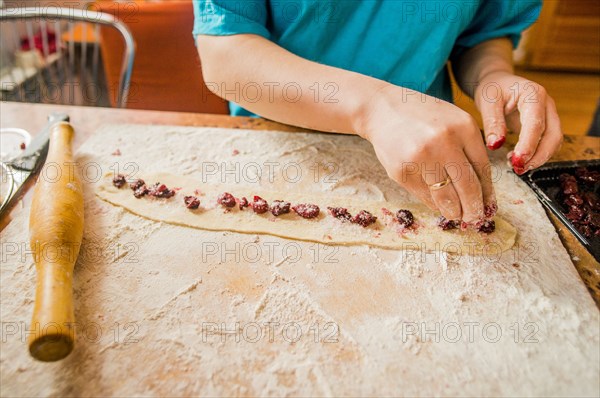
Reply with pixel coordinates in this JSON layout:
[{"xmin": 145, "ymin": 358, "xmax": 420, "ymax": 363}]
[{"xmin": 95, "ymin": 0, "xmax": 228, "ymax": 114}]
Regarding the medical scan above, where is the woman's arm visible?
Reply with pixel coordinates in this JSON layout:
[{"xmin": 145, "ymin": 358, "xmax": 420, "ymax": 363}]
[
  {"xmin": 452, "ymin": 38, "xmax": 563, "ymax": 174},
  {"xmin": 197, "ymin": 33, "xmax": 385, "ymax": 135},
  {"xmin": 197, "ymin": 34, "xmax": 496, "ymax": 223}
]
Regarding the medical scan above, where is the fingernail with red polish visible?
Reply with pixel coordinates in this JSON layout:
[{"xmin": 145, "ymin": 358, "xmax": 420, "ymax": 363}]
[
  {"xmin": 511, "ymin": 152, "xmax": 527, "ymax": 174},
  {"xmin": 511, "ymin": 152, "xmax": 525, "ymax": 167},
  {"xmin": 487, "ymin": 135, "xmax": 505, "ymax": 150}
]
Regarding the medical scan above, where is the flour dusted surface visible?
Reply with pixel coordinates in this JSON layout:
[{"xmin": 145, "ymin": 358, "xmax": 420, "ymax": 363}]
[{"xmin": 0, "ymin": 124, "xmax": 598, "ymax": 397}]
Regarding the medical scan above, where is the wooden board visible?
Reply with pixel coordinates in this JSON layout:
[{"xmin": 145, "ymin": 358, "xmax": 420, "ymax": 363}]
[{"xmin": 0, "ymin": 123, "xmax": 598, "ymax": 396}]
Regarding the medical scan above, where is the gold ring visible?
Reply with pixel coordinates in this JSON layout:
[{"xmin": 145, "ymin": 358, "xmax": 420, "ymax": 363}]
[{"xmin": 428, "ymin": 176, "xmax": 451, "ymax": 191}]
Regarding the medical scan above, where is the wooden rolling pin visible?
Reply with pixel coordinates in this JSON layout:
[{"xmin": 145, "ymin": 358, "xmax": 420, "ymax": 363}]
[{"xmin": 28, "ymin": 120, "xmax": 84, "ymax": 361}]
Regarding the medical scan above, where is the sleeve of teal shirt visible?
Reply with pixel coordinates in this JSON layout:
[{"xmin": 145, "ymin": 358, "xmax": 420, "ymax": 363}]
[
  {"xmin": 192, "ymin": 0, "xmax": 270, "ymax": 39},
  {"xmin": 451, "ymin": 0, "xmax": 541, "ymax": 59}
]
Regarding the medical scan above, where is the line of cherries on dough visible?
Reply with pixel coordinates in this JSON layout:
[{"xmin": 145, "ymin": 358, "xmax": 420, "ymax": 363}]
[{"xmin": 111, "ymin": 174, "xmax": 495, "ymax": 233}]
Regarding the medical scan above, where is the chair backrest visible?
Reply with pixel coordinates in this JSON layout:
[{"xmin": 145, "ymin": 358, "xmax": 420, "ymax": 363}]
[
  {"xmin": 0, "ymin": 7, "xmax": 135, "ymax": 108},
  {"xmin": 95, "ymin": 0, "xmax": 229, "ymax": 114}
]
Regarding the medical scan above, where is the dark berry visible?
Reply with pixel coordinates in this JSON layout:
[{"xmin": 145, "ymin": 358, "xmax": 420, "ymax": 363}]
[
  {"xmin": 327, "ymin": 207, "xmax": 352, "ymax": 221},
  {"xmin": 478, "ymin": 220, "xmax": 496, "ymax": 234},
  {"xmin": 484, "ymin": 203, "xmax": 498, "ymax": 218},
  {"xmin": 252, "ymin": 196, "xmax": 269, "ymax": 214},
  {"xmin": 184, "ymin": 195, "xmax": 200, "ymax": 209},
  {"xmin": 352, "ymin": 210, "xmax": 377, "ymax": 227},
  {"xmin": 217, "ymin": 192, "xmax": 236, "ymax": 208},
  {"xmin": 564, "ymin": 194, "xmax": 583, "ymax": 207},
  {"xmin": 133, "ymin": 185, "xmax": 148, "ymax": 198},
  {"xmin": 438, "ymin": 216, "xmax": 458, "ymax": 230},
  {"xmin": 566, "ymin": 206, "xmax": 585, "ymax": 221},
  {"xmin": 239, "ymin": 197, "xmax": 249, "ymax": 210},
  {"xmin": 559, "ymin": 169, "xmax": 600, "ymax": 238},
  {"xmin": 112, "ymin": 174, "xmax": 127, "ymax": 188},
  {"xmin": 149, "ymin": 183, "xmax": 175, "ymax": 198},
  {"xmin": 576, "ymin": 167, "xmax": 600, "ymax": 185},
  {"xmin": 271, "ymin": 200, "xmax": 291, "ymax": 216},
  {"xmin": 130, "ymin": 178, "xmax": 145, "ymax": 191},
  {"xmin": 292, "ymin": 203, "xmax": 320, "ymax": 219},
  {"xmin": 396, "ymin": 209, "xmax": 414, "ymax": 228},
  {"xmin": 560, "ymin": 174, "xmax": 579, "ymax": 195}
]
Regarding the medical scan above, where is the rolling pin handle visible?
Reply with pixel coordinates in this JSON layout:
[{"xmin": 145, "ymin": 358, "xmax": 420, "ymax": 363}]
[{"xmin": 28, "ymin": 120, "xmax": 82, "ymax": 362}]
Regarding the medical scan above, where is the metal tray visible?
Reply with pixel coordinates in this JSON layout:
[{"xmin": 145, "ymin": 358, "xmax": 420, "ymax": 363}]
[{"xmin": 520, "ymin": 159, "xmax": 600, "ymax": 262}]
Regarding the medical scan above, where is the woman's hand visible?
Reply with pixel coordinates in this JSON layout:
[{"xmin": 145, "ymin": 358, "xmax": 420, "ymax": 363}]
[
  {"xmin": 474, "ymin": 72, "xmax": 563, "ymax": 174},
  {"xmin": 357, "ymin": 85, "xmax": 496, "ymax": 223}
]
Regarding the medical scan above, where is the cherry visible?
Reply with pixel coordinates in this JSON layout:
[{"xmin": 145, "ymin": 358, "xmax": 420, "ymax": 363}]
[
  {"xmin": 112, "ymin": 174, "xmax": 126, "ymax": 188},
  {"xmin": 184, "ymin": 195, "xmax": 200, "ymax": 209},
  {"xmin": 292, "ymin": 203, "xmax": 320, "ymax": 219},
  {"xmin": 396, "ymin": 209, "xmax": 414, "ymax": 228},
  {"xmin": 217, "ymin": 192, "xmax": 237, "ymax": 208}
]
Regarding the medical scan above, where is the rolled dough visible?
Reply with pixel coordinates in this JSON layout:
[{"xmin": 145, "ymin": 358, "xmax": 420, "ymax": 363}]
[{"xmin": 96, "ymin": 172, "xmax": 517, "ymax": 254}]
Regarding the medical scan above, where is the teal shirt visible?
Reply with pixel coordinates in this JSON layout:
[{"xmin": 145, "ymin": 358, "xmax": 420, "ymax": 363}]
[{"xmin": 193, "ymin": 0, "xmax": 541, "ymax": 116}]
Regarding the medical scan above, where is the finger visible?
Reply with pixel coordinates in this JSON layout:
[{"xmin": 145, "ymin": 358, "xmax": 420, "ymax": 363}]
[
  {"xmin": 505, "ymin": 109, "xmax": 521, "ymax": 134},
  {"xmin": 462, "ymin": 134, "xmax": 497, "ymax": 216},
  {"xmin": 394, "ymin": 163, "xmax": 436, "ymax": 210},
  {"xmin": 524, "ymin": 98, "xmax": 563, "ymax": 171},
  {"xmin": 445, "ymin": 151, "xmax": 484, "ymax": 223},
  {"xmin": 512, "ymin": 85, "xmax": 547, "ymax": 173},
  {"xmin": 409, "ymin": 174, "xmax": 437, "ymax": 211},
  {"xmin": 422, "ymin": 166, "xmax": 462, "ymax": 220},
  {"xmin": 479, "ymin": 94, "xmax": 507, "ymax": 150},
  {"xmin": 401, "ymin": 181, "xmax": 437, "ymax": 211}
]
